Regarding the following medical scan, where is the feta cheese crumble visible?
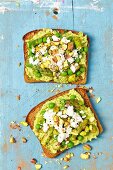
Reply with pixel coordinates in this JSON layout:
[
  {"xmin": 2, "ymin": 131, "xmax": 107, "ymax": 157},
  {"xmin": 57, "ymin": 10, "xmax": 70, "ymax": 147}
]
[{"xmin": 42, "ymin": 105, "xmax": 83, "ymax": 143}]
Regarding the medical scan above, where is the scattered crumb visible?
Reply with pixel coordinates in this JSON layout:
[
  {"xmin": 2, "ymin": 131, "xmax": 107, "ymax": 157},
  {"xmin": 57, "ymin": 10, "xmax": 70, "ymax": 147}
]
[
  {"xmin": 41, "ymin": 152, "xmax": 47, "ymax": 157},
  {"xmin": 18, "ymin": 62, "xmax": 21, "ymax": 67},
  {"xmin": 44, "ymin": 161, "xmax": 48, "ymax": 164},
  {"xmin": 20, "ymin": 121, "xmax": 28, "ymax": 127},
  {"xmin": 52, "ymin": 15, "xmax": 58, "ymax": 20},
  {"xmin": 53, "ymin": 7, "xmax": 59, "ymax": 15},
  {"xmin": 31, "ymin": 158, "xmax": 37, "ymax": 164},
  {"xmin": 17, "ymin": 167, "xmax": 21, "ymax": 170},
  {"xmin": 97, "ymin": 152, "xmax": 103, "ymax": 156},
  {"xmin": 16, "ymin": 2, "xmax": 20, "ymax": 7},
  {"xmin": 83, "ymin": 144, "xmax": 92, "ymax": 151},
  {"xmin": 35, "ymin": 163, "xmax": 42, "ymax": 170},
  {"xmin": 55, "ymin": 90, "xmax": 61, "ymax": 94},
  {"xmin": 89, "ymin": 87, "xmax": 94, "ymax": 94},
  {"xmin": 80, "ymin": 152, "xmax": 90, "ymax": 160},
  {"xmin": 48, "ymin": 88, "xmax": 56, "ymax": 93},
  {"xmin": 63, "ymin": 153, "xmax": 74, "ymax": 162},
  {"xmin": 21, "ymin": 137, "xmax": 27, "ymax": 143},
  {"xmin": 92, "ymin": 154, "xmax": 97, "ymax": 159},
  {"xmin": 16, "ymin": 95, "xmax": 20, "ymax": 100},
  {"xmin": 45, "ymin": 11, "xmax": 50, "ymax": 16},
  {"xmin": 90, "ymin": 93, "xmax": 95, "ymax": 98},
  {"xmin": 10, "ymin": 135, "xmax": 16, "ymax": 144},
  {"xmin": 10, "ymin": 121, "xmax": 21, "ymax": 131},
  {"xmin": 96, "ymin": 97, "xmax": 101, "ymax": 103},
  {"xmin": 63, "ymin": 165, "xmax": 69, "ymax": 169}
]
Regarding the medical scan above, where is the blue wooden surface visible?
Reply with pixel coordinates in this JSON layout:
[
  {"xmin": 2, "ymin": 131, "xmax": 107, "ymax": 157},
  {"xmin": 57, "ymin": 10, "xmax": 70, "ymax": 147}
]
[{"xmin": 0, "ymin": 0, "xmax": 113, "ymax": 170}]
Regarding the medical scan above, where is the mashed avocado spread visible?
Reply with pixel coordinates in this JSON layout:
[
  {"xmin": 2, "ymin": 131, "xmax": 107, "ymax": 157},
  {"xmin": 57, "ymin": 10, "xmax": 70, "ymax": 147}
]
[
  {"xmin": 33, "ymin": 89, "xmax": 99, "ymax": 154},
  {"xmin": 25, "ymin": 29, "xmax": 88, "ymax": 83}
]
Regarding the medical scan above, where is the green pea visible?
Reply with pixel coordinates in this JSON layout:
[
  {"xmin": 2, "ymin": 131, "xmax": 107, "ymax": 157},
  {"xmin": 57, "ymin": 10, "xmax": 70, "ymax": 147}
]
[
  {"xmin": 31, "ymin": 40, "xmax": 38, "ymax": 46},
  {"xmin": 84, "ymin": 47, "xmax": 88, "ymax": 52},
  {"xmin": 44, "ymin": 53, "xmax": 48, "ymax": 57},
  {"xmin": 70, "ymin": 95, "xmax": 76, "ymax": 100},
  {"xmin": 38, "ymin": 38, "xmax": 43, "ymax": 44},
  {"xmin": 60, "ymin": 99, "xmax": 66, "ymax": 105},
  {"xmin": 35, "ymin": 72, "xmax": 42, "ymax": 78},
  {"xmin": 67, "ymin": 141, "xmax": 74, "ymax": 148},
  {"xmin": 80, "ymin": 67, "xmax": 85, "ymax": 73},
  {"xmin": 61, "ymin": 71, "xmax": 67, "ymax": 76},
  {"xmin": 75, "ymin": 41, "xmax": 81, "ymax": 48},
  {"xmin": 75, "ymin": 58, "xmax": 80, "ymax": 63},
  {"xmin": 61, "ymin": 140, "xmax": 66, "ymax": 147},
  {"xmin": 80, "ymin": 48, "xmax": 84, "ymax": 53},
  {"xmin": 76, "ymin": 71, "xmax": 81, "ymax": 76},
  {"xmin": 43, "ymin": 37, "xmax": 47, "ymax": 43},
  {"xmin": 55, "ymin": 32, "xmax": 62, "ymax": 38},
  {"xmin": 26, "ymin": 63, "xmax": 33, "ymax": 68},
  {"xmin": 60, "ymin": 106, "xmax": 65, "ymax": 110},
  {"xmin": 78, "ymin": 100, "xmax": 84, "ymax": 106},
  {"xmin": 67, "ymin": 36, "xmax": 73, "ymax": 41},
  {"xmin": 68, "ymin": 69, "xmax": 73, "ymax": 75},
  {"xmin": 35, "ymin": 124, "xmax": 41, "ymax": 130},
  {"xmin": 77, "ymin": 135, "xmax": 84, "ymax": 141},
  {"xmin": 41, "ymin": 110, "xmax": 46, "ymax": 115},
  {"xmin": 49, "ymin": 102, "xmax": 55, "ymax": 109}
]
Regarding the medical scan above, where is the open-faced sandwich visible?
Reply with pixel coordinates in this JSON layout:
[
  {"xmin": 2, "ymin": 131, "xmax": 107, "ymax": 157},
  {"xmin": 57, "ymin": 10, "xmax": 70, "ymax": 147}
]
[
  {"xmin": 26, "ymin": 88, "xmax": 103, "ymax": 158},
  {"xmin": 23, "ymin": 29, "xmax": 89, "ymax": 84}
]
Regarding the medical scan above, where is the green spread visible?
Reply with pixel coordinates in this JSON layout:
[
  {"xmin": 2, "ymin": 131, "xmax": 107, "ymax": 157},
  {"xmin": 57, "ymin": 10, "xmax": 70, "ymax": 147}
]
[
  {"xmin": 25, "ymin": 29, "xmax": 88, "ymax": 83},
  {"xmin": 33, "ymin": 89, "xmax": 99, "ymax": 154}
]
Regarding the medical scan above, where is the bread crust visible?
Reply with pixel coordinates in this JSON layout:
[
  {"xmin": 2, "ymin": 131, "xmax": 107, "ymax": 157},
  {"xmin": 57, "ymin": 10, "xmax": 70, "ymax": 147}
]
[
  {"xmin": 23, "ymin": 29, "xmax": 89, "ymax": 84},
  {"xmin": 26, "ymin": 88, "xmax": 103, "ymax": 158}
]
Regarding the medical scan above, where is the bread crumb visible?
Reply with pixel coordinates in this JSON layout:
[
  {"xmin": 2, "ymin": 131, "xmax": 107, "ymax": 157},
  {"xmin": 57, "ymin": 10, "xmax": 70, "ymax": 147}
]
[
  {"xmin": 20, "ymin": 121, "xmax": 28, "ymax": 127},
  {"xmin": 44, "ymin": 161, "xmax": 48, "ymax": 164},
  {"xmin": 45, "ymin": 11, "xmax": 50, "ymax": 16},
  {"xmin": 10, "ymin": 135, "xmax": 16, "ymax": 144},
  {"xmin": 96, "ymin": 97, "xmax": 101, "ymax": 103},
  {"xmin": 21, "ymin": 137, "xmax": 27, "ymax": 143},
  {"xmin": 52, "ymin": 15, "xmax": 58, "ymax": 20},
  {"xmin": 63, "ymin": 165, "xmax": 69, "ymax": 169},
  {"xmin": 10, "ymin": 121, "xmax": 21, "ymax": 131},
  {"xmin": 17, "ymin": 167, "xmax": 21, "ymax": 170},
  {"xmin": 16, "ymin": 95, "xmax": 20, "ymax": 100},
  {"xmin": 31, "ymin": 158, "xmax": 37, "ymax": 164},
  {"xmin": 18, "ymin": 62, "xmax": 21, "ymax": 67}
]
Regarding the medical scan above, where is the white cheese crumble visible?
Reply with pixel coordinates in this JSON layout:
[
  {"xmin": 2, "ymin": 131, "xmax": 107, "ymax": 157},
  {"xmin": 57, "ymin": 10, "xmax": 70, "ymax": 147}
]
[
  {"xmin": 61, "ymin": 37, "xmax": 70, "ymax": 44},
  {"xmin": 47, "ymin": 37, "xmax": 50, "ymax": 43},
  {"xmin": 57, "ymin": 60, "xmax": 63, "ymax": 69},
  {"xmin": 70, "ymin": 65, "xmax": 76, "ymax": 73},
  {"xmin": 42, "ymin": 105, "xmax": 83, "ymax": 143},
  {"xmin": 72, "ymin": 50, "xmax": 78, "ymax": 58},
  {"xmin": 50, "ymin": 46, "xmax": 57, "ymax": 51},
  {"xmin": 43, "ymin": 123, "xmax": 49, "ymax": 132},
  {"xmin": 32, "ymin": 47, "xmax": 35, "ymax": 53},
  {"xmin": 52, "ymin": 35, "xmax": 60, "ymax": 41},
  {"xmin": 40, "ymin": 46, "xmax": 47, "ymax": 55},
  {"xmin": 70, "ymin": 63, "xmax": 79, "ymax": 73},
  {"xmin": 29, "ymin": 57, "xmax": 39, "ymax": 65},
  {"xmin": 43, "ymin": 110, "xmax": 56, "ymax": 125},
  {"xmin": 67, "ymin": 57, "xmax": 74, "ymax": 64}
]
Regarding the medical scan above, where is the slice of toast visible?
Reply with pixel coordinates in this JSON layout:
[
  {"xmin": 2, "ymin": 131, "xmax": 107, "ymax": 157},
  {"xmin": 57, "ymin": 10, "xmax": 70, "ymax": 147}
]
[
  {"xmin": 26, "ymin": 88, "xmax": 103, "ymax": 158},
  {"xmin": 23, "ymin": 29, "xmax": 89, "ymax": 84}
]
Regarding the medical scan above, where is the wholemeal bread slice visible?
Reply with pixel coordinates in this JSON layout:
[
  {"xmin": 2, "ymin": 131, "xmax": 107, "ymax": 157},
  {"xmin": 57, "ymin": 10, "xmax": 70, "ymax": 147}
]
[
  {"xmin": 26, "ymin": 88, "xmax": 103, "ymax": 158},
  {"xmin": 23, "ymin": 29, "xmax": 89, "ymax": 84}
]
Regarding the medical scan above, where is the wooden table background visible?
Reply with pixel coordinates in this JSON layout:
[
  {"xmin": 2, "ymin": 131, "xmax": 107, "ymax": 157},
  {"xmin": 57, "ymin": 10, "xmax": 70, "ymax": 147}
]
[{"xmin": 0, "ymin": 0, "xmax": 113, "ymax": 170}]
